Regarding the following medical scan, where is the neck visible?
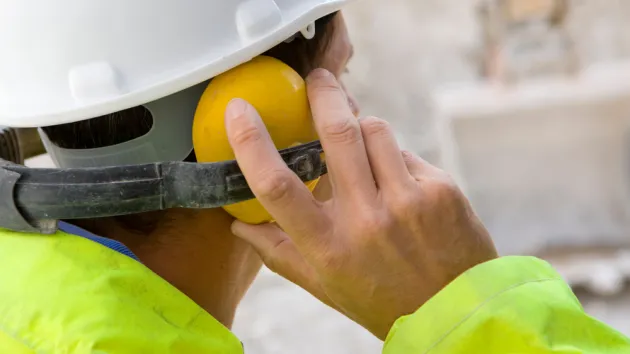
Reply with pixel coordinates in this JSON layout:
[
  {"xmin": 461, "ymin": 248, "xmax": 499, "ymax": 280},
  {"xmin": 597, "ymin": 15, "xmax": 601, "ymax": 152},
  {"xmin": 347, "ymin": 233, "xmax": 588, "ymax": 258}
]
[{"xmin": 77, "ymin": 209, "xmax": 262, "ymax": 329}]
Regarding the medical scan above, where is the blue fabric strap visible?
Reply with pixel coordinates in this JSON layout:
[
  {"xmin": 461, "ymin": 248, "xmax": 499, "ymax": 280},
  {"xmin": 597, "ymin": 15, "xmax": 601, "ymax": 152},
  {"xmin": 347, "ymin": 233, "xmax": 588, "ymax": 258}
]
[{"xmin": 58, "ymin": 221, "xmax": 141, "ymax": 262}]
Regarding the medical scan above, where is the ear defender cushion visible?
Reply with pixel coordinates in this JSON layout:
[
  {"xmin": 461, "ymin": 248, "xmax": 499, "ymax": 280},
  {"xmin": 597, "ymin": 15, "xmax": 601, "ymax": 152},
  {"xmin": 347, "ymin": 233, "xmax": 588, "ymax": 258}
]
[{"xmin": 192, "ymin": 56, "xmax": 320, "ymax": 224}]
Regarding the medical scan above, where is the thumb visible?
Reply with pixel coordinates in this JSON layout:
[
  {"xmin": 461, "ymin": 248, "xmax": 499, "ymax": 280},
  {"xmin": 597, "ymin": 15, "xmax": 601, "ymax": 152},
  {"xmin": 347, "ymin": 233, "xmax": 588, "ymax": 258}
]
[{"xmin": 231, "ymin": 221, "xmax": 337, "ymax": 309}]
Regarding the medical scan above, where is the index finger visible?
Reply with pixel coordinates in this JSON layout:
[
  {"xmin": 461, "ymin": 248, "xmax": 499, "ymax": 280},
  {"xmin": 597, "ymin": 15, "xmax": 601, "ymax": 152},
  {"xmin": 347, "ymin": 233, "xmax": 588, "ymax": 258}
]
[
  {"xmin": 225, "ymin": 98, "xmax": 331, "ymax": 245},
  {"xmin": 306, "ymin": 69, "xmax": 377, "ymax": 203}
]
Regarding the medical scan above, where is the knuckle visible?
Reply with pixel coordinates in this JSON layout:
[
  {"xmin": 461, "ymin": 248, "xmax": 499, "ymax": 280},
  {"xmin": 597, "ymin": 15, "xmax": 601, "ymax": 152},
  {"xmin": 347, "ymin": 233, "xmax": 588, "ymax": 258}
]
[
  {"xmin": 401, "ymin": 150, "xmax": 430, "ymax": 175},
  {"xmin": 322, "ymin": 119, "xmax": 362, "ymax": 145},
  {"xmin": 390, "ymin": 192, "xmax": 422, "ymax": 218},
  {"xmin": 359, "ymin": 116, "xmax": 391, "ymax": 137},
  {"xmin": 254, "ymin": 169, "xmax": 295, "ymax": 203},
  {"xmin": 230, "ymin": 122, "xmax": 263, "ymax": 146},
  {"xmin": 401, "ymin": 150, "xmax": 418, "ymax": 164},
  {"xmin": 261, "ymin": 239, "xmax": 289, "ymax": 274},
  {"xmin": 427, "ymin": 175, "xmax": 462, "ymax": 202},
  {"xmin": 438, "ymin": 173, "xmax": 459, "ymax": 191}
]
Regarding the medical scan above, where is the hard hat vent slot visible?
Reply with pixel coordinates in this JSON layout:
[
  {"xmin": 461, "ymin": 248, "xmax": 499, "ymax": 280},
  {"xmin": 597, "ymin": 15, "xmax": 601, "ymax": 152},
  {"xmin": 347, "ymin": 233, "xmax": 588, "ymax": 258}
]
[{"xmin": 42, "ymin": 106, "xmax": 154, "ymax": 150}]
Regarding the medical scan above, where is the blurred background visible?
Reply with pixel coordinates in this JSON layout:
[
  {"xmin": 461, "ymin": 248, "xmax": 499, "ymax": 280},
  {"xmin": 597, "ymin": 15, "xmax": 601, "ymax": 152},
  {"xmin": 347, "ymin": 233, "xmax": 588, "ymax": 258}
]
[
  {"xmin": 20, "ymin": 0, "xmax": 630, "ymax": 352},
  {"xmin": 233, "ymin": 0, "xmax": 630, "ymax": 352}
]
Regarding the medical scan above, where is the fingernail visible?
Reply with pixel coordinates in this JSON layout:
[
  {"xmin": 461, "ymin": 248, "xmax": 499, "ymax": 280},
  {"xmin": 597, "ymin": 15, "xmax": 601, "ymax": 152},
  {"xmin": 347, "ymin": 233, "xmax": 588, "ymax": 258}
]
[
  {"xmin": 226, "ymin": 98, "xmax": 249, "ymax": 121},
  {"xmin": 306, "ymin": 68, "xmax": 331, "ymax": 83}
]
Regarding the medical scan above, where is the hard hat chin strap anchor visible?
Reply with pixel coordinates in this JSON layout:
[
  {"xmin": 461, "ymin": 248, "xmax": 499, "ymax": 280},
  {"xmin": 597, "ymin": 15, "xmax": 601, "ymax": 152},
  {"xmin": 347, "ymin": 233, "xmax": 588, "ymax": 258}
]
[{"xmin": 0, "ymin": 141, "xmax": 326, "ymax": 235}]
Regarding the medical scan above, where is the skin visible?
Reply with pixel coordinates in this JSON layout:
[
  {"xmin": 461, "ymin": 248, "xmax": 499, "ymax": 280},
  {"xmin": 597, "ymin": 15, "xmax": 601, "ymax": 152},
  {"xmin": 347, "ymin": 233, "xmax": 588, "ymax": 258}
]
[
  {"xmin": 78, "ymin": 12, "xmax": 356, "ymax": 329},
  {"xmin": 78, "ymin": 12, "xmax": 497, "ymax": 340},
  {"xmin": 226, "ymin": 70, "xmax": 498, "ymax": 340}
]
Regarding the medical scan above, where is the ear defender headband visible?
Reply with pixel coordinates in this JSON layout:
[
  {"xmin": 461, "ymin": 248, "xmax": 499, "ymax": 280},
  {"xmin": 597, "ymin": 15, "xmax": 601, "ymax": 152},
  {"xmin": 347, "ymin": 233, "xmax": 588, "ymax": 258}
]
[{"xmin": 0, "ymin": 56, "xmax": 326, "ymax": 234}]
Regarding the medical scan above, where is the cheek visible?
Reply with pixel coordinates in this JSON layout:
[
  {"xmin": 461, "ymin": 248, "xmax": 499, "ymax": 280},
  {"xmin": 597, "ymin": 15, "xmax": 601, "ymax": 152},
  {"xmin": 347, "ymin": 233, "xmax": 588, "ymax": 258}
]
[{"xmin": 320, "ymin": 56, "xmax": 346, "ymax": 78}]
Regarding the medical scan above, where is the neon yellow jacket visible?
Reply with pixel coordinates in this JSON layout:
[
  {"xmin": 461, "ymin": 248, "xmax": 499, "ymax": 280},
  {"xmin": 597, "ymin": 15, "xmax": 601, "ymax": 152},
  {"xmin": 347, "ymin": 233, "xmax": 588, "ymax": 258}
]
[{"xmin": 0, "ymin": 229, "xmax": 629, "ymax": 353}]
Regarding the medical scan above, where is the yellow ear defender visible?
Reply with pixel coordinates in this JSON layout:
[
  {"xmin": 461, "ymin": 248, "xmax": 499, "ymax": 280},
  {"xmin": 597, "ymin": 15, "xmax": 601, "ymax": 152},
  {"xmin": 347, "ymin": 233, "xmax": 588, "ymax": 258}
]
[{"xmin": 192, "ymin": 56, "xmax": 320, "ymax": 224}]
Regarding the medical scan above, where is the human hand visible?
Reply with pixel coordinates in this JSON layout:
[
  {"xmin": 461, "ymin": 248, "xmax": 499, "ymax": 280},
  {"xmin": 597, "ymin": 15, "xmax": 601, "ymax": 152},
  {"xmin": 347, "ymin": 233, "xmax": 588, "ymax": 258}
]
[{"xmin": 224, "ymin": 69, "xmax": 498, "ymax": 340}]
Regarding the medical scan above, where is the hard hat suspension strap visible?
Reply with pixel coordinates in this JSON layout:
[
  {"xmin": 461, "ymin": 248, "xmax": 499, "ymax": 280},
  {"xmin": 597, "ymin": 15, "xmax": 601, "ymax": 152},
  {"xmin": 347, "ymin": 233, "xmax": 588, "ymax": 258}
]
[{"xmin": 0, "ymin": 140, "xmax": 325, "ymax": 234}]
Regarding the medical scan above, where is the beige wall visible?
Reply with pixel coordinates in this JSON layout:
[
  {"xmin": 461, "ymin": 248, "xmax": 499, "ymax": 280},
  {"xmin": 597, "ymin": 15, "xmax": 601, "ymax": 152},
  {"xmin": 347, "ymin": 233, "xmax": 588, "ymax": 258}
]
[
  {"xmin": 342, "ymin": 0, "xmax": 630, "ymax": 162},
  {"xmin": 342, "ymin": 0, "xmax": 481, "ymax": 164},
  {"xmin": 234, "ymin": 1, "xmax": 630, "ymax": 353}
]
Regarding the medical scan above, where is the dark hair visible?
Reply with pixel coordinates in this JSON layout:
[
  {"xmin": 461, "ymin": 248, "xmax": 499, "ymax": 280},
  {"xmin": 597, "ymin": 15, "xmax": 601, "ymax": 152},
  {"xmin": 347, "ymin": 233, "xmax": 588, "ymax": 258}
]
[
  {"xmin": 41, "ymin": 12, "xmax": 339, "ymax": 233},
  {"xmin": 42, "ymin": 12, "xmax": 337, "ymax": 150}
]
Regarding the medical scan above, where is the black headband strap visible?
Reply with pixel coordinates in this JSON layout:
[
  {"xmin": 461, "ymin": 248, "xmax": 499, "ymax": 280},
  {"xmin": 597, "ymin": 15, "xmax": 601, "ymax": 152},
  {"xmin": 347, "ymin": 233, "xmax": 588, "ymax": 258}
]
[{"xmin": 0, "ymin": 140, "xmax": 326, "ymax": 234}]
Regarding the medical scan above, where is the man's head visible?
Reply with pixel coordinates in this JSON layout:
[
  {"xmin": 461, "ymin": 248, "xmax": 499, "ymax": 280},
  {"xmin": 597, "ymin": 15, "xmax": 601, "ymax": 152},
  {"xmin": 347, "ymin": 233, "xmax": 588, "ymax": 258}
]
[
  {"xmin": 40, "ymin": 11, "xmax": 357, "ymax": 235},
  {"xmin": 0, "ymin": 1, "xmax": 360, "ymax": 327}
]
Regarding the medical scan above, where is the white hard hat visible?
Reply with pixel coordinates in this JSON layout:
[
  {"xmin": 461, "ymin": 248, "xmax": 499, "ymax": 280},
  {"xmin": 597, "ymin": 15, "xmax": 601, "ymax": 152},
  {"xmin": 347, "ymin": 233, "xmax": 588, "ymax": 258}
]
[{"xmin": 0, "ymin": 0, "xmax": 353, "ymax": 128}]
